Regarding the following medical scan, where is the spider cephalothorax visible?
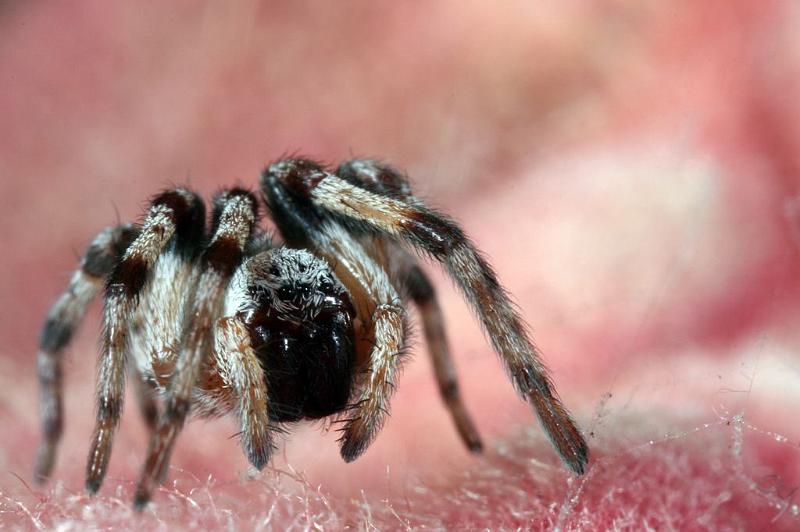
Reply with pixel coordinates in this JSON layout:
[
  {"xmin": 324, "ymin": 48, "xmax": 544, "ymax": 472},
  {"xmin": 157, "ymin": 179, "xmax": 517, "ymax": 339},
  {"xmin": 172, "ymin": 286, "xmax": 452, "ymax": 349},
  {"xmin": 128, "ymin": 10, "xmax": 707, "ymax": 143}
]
[{"xmin": 34, "ymin": 157, "xmax": 589, "ymax": 509}]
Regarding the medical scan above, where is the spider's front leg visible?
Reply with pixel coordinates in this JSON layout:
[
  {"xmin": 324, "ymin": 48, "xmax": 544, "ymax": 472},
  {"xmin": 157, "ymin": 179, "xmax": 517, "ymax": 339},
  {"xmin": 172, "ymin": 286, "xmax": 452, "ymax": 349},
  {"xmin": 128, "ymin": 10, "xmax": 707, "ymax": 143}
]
[
  {"xmin": 334, "ymin": 165, "xmax": 484, "ymax": 454},
  {"xmin": 86, "ymin": 190, "xmax": 205, "ymax": 493},
  {"xmin": 133, "ymin": 189, "xmax": 257, "ymax": 509},
  {"xmin": 261, "ymin": 168, "xmax": 407, "ymax": 461},
  {"xmin": 265, "ymin": 159, "xmax": 588, "ymax": 475},
  {"xmin": 306, "ymin": 225, "xmax": 408, "ymax": 462}
]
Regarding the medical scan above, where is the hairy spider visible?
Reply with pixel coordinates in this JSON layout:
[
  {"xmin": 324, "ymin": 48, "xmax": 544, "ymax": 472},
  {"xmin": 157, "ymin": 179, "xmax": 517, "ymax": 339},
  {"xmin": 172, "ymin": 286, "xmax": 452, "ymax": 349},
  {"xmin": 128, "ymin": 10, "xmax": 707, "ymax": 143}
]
[{"xmin": 34, "ymin": 158, "xmax": 589, "ymax": 508}]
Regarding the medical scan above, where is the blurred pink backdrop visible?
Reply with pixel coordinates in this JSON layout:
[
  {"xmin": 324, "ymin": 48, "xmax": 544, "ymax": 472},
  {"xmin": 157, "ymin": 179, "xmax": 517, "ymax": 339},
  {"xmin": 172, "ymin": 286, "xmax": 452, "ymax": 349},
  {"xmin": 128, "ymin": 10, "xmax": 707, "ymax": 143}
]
[{"xmin": 2, "ymin": 1, "xmax": 800, "ymax": 529}]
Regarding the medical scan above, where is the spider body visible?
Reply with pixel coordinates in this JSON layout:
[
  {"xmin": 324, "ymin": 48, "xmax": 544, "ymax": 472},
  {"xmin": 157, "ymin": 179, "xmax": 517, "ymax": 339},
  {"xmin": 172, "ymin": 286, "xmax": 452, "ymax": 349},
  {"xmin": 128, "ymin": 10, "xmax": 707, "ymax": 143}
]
[
  {"xmin": 34, "ymin": 158, "xmax": 589, "ymax": 509},
  {"xmin": 230, "ymin": 249, "xmax": 357, "ymax": 422}
]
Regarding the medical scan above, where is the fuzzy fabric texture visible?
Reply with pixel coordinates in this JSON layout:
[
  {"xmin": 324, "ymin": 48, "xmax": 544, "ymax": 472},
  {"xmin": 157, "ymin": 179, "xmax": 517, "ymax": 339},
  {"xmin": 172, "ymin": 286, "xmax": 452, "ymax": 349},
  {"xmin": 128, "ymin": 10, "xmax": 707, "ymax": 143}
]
[{"xmin": 2, "ymin": 1, "xmax": 800, "ymax": 529}]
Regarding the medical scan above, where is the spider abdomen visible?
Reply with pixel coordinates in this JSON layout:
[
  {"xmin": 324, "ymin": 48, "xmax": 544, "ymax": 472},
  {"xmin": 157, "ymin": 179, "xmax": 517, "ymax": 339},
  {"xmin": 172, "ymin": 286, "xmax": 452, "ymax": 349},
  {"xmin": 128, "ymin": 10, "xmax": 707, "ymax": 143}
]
[{"xmin": 246, "ymin": 297, "xmax": 356, "ymax": 423}]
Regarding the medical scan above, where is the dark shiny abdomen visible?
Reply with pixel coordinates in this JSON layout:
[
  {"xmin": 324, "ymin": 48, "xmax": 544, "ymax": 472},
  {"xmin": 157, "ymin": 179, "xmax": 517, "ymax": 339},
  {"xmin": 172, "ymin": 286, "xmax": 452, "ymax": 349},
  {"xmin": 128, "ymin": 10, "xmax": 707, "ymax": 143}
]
[{"xmin": 248, "ymin": 306, "xmax": 355, "ymax": 423}]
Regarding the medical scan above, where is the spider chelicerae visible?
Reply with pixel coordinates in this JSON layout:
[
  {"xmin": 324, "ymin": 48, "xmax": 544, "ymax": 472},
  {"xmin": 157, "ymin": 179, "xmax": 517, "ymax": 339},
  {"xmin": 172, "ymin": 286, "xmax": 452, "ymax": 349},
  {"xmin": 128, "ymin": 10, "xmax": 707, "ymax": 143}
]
[{"xmin": 34, "ymin": 158, "xmax": 589, "ymax": 508}]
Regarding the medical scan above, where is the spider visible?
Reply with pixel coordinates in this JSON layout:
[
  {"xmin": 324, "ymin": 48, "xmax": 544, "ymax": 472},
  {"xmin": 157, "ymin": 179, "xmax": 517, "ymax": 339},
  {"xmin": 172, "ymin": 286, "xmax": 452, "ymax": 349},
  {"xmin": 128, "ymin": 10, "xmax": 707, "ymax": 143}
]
[{"xmin": 34, "ymin": 158, "xmax": 589, "ymax": 508}]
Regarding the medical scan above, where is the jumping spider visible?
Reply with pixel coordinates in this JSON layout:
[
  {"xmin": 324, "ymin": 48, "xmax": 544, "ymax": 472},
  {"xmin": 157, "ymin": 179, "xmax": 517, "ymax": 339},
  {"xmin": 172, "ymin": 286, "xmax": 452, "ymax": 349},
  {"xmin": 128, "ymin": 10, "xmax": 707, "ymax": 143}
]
[{"xmin": 34, "ymin": 158, "xmax": 589, "ymax": 508}]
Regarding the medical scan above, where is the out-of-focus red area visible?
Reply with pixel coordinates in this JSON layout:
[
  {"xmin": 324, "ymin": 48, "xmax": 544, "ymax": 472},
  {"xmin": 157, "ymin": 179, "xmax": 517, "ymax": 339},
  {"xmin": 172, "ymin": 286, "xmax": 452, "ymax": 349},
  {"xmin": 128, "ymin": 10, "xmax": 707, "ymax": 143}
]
[{"xmin": 2, "ymin": 1, "xmax": 800, "ymax": 529}]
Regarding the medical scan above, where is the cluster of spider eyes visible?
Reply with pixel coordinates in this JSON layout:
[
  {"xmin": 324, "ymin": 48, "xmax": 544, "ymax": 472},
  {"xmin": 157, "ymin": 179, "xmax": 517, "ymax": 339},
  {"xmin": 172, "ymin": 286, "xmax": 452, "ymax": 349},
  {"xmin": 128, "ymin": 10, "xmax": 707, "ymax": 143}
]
[{"xmin": 267, "ymin": 265, "xmax": 334, "ymax": 299}]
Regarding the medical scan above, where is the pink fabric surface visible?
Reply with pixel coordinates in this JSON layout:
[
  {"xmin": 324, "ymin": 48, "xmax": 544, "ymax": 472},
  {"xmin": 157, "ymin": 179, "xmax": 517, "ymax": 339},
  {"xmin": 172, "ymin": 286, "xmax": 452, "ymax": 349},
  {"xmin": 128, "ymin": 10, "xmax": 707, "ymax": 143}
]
[{"xmin": 2, "ymin": 1, "xmax": 800, "ymax": 529}]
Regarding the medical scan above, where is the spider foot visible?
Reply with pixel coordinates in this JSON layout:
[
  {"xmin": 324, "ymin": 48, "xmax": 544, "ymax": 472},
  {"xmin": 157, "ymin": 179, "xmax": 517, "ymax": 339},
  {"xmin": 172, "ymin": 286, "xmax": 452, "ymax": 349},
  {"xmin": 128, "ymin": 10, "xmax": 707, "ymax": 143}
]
[
  {"xmin": 338, "ymin": 406, "xmax": 384, "ymax": 462},
  {"xmin": 33, "ymin": 442, "xmax": 56, "ymax": 484},
  {"xmin": 530, "ymin": 390, "xmax": 589, "ymax": 475}
]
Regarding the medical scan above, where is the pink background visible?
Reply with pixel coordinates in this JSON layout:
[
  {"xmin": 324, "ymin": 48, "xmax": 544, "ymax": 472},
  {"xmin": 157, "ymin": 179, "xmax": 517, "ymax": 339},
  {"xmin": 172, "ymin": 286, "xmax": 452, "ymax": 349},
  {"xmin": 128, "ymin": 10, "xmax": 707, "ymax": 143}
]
[{"xmin": 2, "ymin": 1, "xmax": 800, "ymax": 529}]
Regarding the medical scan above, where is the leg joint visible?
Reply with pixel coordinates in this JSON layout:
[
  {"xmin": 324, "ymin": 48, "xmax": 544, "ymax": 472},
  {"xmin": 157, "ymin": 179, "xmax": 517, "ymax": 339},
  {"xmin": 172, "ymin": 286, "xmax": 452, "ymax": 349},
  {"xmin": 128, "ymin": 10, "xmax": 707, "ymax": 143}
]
[
  {"xmin": 39, "ymin": 319, "xmax": 73, "ymax": 353},
  {"xmin": 108, "ymin": 256, "xmax": 148, "ymax": 299},
  {"xmin": 97, "ymin": 396, "xmax": 123, "ymax": 424},
  {"xmin": 43, "ymin": 416, "xmax": 63, "ymax": 438},
  {"xmin": 438, "ymin": 380, "xmax": 460, "ymax": 402},
  {"xmin": 263, "ymin": 158, "xmax": 327, "ymax": 198},
  {"xmin": 165, "ymin": 396, "xmax": 191, "ymax": 422},
  {"xmin": 398, "ymin": 210, "xmax": 465, "ymax": 258},
  {"xmin": 405, "ymin": 265, "xmax": 436, "ymax": 304}
]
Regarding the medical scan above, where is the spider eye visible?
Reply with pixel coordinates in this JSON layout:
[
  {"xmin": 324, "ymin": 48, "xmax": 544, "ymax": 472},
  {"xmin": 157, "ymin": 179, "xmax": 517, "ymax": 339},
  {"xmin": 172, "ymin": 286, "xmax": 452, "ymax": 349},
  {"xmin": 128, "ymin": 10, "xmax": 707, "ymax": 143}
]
[
  {"xmin": 269, "ymin": 266, "xmax": 280, "ymax": 277},
  {"xmin": 278, "ymin": 286, "xmax": 293, "ymax": 300},
  {"xmin": 319, "ymin": 280, "xmax": 334, "ymax": 293}
]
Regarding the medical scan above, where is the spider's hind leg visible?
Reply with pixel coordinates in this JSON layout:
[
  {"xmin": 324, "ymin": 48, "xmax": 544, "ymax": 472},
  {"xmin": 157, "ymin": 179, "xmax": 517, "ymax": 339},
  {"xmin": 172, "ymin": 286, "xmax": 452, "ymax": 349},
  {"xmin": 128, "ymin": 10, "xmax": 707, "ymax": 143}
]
[
  {"xmin": 403, "ymin": 262, "xmax": 483, "ymax": 453},
  {"xmin": 35, "ymin": 224, "xmax": 138, "ymax": 483}
]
